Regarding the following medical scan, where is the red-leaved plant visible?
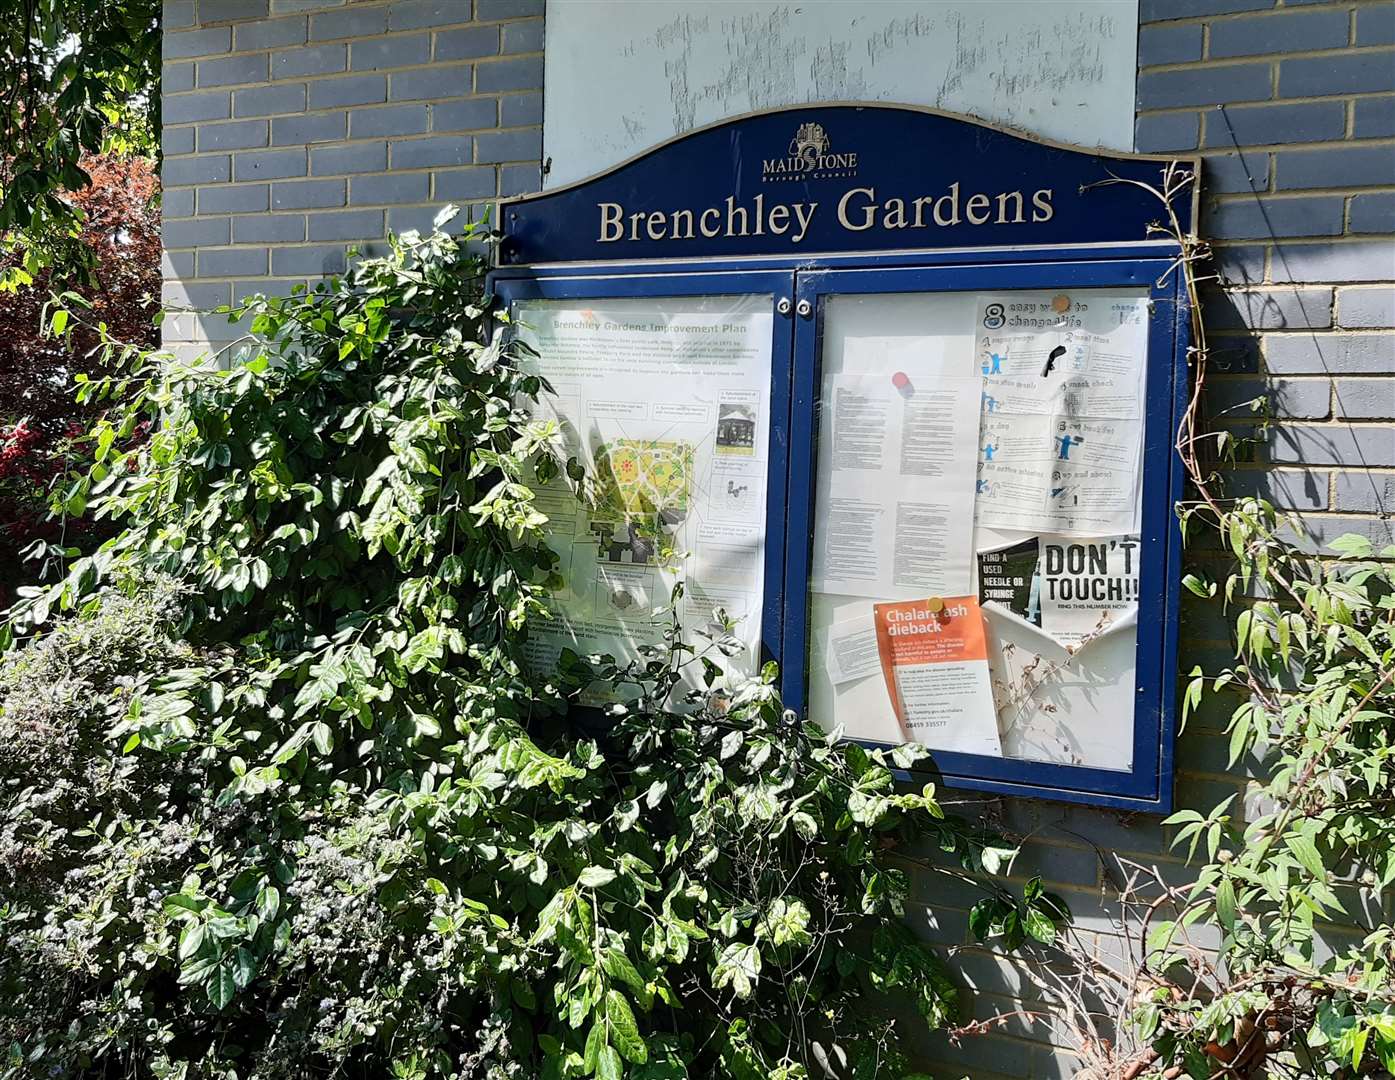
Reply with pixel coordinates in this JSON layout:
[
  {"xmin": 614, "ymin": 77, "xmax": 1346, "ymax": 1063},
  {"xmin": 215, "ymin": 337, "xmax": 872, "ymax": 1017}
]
[{"xmin": 0, "ymin": 154, "xmax": 160, "ymax": 607}]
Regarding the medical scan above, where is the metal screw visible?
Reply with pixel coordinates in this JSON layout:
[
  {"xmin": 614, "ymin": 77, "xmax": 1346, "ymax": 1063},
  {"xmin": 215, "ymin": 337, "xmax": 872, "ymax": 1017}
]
[
  {"xmin": 776, "ymin": 298, "xmax": 792, "ymax": 315},
  {"xmin": 796, "ymin": 299, "xmax": 813, "ymax": 318}
]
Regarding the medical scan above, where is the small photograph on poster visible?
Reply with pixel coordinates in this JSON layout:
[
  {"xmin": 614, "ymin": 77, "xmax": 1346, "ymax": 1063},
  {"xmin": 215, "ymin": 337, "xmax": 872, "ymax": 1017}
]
[
  {"xmin": 716, "ymin": 399, "xmax": 759, "ymax": 456},
  {"xmin": 872, "ymin": 597, "xmax": 1003, "ymax": 757},
  {"xmin": 977, "ymin": 538, "xmax": 1041, "ymax": 625},
  {"xmin": 1039, "ymin": 534, "xmax": 1141, "ymax": 648}
]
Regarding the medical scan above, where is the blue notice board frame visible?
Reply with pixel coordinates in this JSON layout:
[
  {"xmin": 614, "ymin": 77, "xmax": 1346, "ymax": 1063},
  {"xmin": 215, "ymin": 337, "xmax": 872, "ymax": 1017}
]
[{"xmin": 489, "ymin": 104, "xmax": 1196, "ymax": 813}]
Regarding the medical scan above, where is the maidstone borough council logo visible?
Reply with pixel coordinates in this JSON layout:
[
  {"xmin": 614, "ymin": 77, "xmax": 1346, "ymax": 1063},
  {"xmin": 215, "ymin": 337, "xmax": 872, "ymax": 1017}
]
[{"xmin": 762, "ymin": 121, "xmax": 859, "ymax": 181}]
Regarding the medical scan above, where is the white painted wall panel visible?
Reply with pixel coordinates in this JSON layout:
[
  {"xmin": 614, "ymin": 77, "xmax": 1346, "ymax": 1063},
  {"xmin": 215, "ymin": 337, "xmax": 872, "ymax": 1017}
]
[{"xmin": 542, "ymin": 0, "xmax": 1139, "ymax": 188}]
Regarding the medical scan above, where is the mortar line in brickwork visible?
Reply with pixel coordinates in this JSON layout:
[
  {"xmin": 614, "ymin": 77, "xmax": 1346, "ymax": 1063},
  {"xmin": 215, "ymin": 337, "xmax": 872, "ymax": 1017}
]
[
  {"xmin": 182, "ymin": 54, "xmax": 541, "ymax": 88},
  {"xmin": 1141, "ymin": 42, "xmax": 1395, "ymax": 74},
  {"xmin": 1198, "ymin": 144, "xmax": 1395, "ymax": 162},
  {"xmin": 1136, "ymin": 88, "xmax": 1395, "ymax": 114},
  {"xmin": 1209, "ymin": 234, "xmax": 1395, "ymax": 254},
  {"xmin": 1144, "ymin": 0, "xmax": 1395, "ymax": 31},
  {"xmin": 1210, "ymin": 184, "xmax": 1395, "ymax": 200}
]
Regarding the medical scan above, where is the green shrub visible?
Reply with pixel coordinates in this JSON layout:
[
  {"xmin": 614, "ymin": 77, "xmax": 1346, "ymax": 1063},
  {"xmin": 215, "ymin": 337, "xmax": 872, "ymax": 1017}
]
[
  {"xmin": 1, "ymin": 214, "xmax": 1054, "ymax": 1079},
  {"xmin": 1135, "ymin": 507, "xmax": 1395, "ymax": 1078}
]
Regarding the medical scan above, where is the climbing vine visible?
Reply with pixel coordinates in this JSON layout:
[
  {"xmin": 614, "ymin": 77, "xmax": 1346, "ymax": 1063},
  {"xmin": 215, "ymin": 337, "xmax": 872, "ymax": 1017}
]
[{"xmin": 1095, "ymin": 165, "xmax": 1395, "ymax": 1079}]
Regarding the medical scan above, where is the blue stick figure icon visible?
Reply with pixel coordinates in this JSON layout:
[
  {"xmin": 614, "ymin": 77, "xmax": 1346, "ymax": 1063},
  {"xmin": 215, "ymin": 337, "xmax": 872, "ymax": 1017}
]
[
  {"xmin": 981, "ymin": 352, "xmax": 1004, "ymax": 376},
  {"xmin": 982, "ymin": 441, "xmax": 997, "ymax": 461},
  {"xmin": 982, "ymin": 392, "xmax": 998, "ymax": 414},
  {"xmin": 1054, "ymin": 434, "xmax": 1084, "ymax": 460},
  {"xmin": 977, "ymin": 478, "xmax": 990, "ymax": 494}
]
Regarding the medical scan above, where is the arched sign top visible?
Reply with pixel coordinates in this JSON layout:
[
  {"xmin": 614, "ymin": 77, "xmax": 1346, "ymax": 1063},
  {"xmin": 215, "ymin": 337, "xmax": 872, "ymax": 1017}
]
[{"xmin": 498, "ymin": 103, "xmax": 1198, "ymax": 266}]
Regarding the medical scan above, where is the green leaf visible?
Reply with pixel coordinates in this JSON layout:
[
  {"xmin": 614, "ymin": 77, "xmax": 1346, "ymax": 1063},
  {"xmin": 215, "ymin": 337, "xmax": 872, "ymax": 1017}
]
[
  {"xmin": 605, "ymin": 989, "xmax": 647, "ymax": 1064},
  {"xmin": 602, "ymin": 949, "xmax": 646, "ymax": 993},
  {"xmin": 178, "ymin": 923, "xmax": 206, "ymax": 962},
  {"xmin": 1215, "ymin": 877, "xmax": 1237, "ymax": 930},
  {"xmin": 967, "ymin": 900, "xmax": 992, "ymax": 942},
  {"xmin": 1024, "ymin": 907, "xmax": 1056, "ymax": 945},
  {"xmin": 207, "ymin": 964, "xmax": 236, "ymax": 1010},
  {"xmin": 596, "ymin": 1045, "xmax": 623, "ymax": 1080},
  {"xmin": 584, "ymin": 1021, "xmax": 605, "ymax": 1073},
  {"xmin": 231, "ymin": 946, "xmax": 257, "ymax": 989},
  {"xmin": 713, "ymin": 943, "xmax": 762, "ymax": 998},
  {"xmin": 294, "ymin": 657, "xmax": 345, "ymax": 717},
  {"xmin": 1286, "ymin": 833, "xmax": 1327, "ymax": 879},
  {"xmin": 579, "ymin": 866, "xmax": 617, "ymax": 889}
]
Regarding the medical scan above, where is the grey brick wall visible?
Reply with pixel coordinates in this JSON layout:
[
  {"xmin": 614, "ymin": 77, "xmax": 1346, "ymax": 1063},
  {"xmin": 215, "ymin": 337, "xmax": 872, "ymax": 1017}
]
[
  {"xmin": 161, "ymin": 0, "xmax": 543, "ymax": 361},
  {"xmin": 910, "ymin": 5, "xmax": 1394, "ymax": 1078},
  {"xmin": 159, "ymin": 2, "xmax": 1392, "ymax": 1078},
  {"xmin": 1133, "ymin": 0, "xmax": 1395, "ymax": 546}
]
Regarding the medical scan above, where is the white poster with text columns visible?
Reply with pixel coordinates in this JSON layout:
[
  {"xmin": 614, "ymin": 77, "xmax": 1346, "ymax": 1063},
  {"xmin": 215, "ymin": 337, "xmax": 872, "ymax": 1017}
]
[{"xmin": 513, "ymin": 296, "xmax": 773, "ymax": 704}]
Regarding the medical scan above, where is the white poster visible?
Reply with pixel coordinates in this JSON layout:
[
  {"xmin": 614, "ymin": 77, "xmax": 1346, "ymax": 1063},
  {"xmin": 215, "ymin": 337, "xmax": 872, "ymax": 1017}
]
[
  {"xmin": 983, "ymin": 601, "xmax": 1137, "ymax": 770},
  {"xmin": 817, "ymin": 613, "xmax": 881, "ymax": 686},
  {"xmin": 974, "ymin": 292, "xmax": 1149, "ymax": 536},
  {"xmin": 810, "ymin": 373, "xmax": 980, "ymax": 599},
  {"xmin": 514, "ymin": 298, "xmax": 771, "ymax": 701},
  {"xmin": 1039, "ymin": 533, "xmax": 1141, "ymax": 647}
]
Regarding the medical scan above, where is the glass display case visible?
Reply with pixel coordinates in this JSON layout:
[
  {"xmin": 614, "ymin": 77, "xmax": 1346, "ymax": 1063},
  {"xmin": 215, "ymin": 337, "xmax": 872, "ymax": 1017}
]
[{"xmin": 490, "ymin": 103, "xmax": 1195, "ymax": 810}]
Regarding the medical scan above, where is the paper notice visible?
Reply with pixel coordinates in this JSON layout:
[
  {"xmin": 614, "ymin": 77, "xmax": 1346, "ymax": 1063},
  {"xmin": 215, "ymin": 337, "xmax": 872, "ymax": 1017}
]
[
  {"xmin": 514, "ymin": 298, "xmax": 772, "ymax": 700},
  {"xmin": 975, "ymin": 295, "xmax": 1146, "ymax": 421},
  {"xmin": 872, "ymin": 597, "xmax": 1003, "ymax": 757},
  {"xmin": 977, "ymin": 538, "xmax": 1041, "ymax": 625},
  {"xmin": 818, "ymin": 614, "xmax": 881, "ymax": 685},
  {"xmin": 811, "ymin": 374, "xmax": 980, "ymax": 599},
  {"xmin": 1039, "ymin": 534, "xmax": 1141, "ymax": 647},
  {"xmin": 974, "ymin": 293, "xmax": 1148, "ymax": 537}
]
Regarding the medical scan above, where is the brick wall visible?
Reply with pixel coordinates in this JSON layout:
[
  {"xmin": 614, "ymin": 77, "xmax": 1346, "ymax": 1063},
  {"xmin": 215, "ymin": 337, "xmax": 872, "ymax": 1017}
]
[
  {"xmin": 161, "ymin": 0, "xmax": 543, "ymax": 361},
  {"xmin": 1135, "ymin": 0, "xmax": 1395, "ymax": 552},
  {"xmin": 909, "ymin": 4, "xmax": 1394, "ymax": 1077},
  {"xmin": 159, "ymin": 2, "xmax": 1392, "ymax": 1077}
]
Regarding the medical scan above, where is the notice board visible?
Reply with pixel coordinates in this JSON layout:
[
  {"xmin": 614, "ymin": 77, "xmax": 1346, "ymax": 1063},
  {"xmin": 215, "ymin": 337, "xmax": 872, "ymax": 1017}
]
[{"xmin": 493, "ymin": 104, "xmax": 1195, "ymax": 811}]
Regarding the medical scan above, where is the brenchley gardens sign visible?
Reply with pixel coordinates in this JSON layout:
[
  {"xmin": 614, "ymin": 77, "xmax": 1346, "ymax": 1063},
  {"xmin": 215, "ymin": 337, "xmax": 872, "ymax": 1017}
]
[{"xmin": 499, "ymin": 104, "xmax": 1192, "ymax": 264}]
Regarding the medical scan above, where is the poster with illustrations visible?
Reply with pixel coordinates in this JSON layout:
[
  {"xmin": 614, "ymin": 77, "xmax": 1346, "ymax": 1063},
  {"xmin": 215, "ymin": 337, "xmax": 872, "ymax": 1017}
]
[
  {"xmin": 513, "ymin": 297, "xmax": 771, "ymax": 702},
  {"xmin": 974, "ymin": 292, "xmax": 1149, "ymax": 537}
]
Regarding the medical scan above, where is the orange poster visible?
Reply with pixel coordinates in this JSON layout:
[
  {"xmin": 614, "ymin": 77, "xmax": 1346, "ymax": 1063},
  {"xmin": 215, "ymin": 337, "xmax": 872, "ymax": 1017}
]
[{"xmin": 873, "ymin": 596, "xmax": 1003, "ymax": 757}]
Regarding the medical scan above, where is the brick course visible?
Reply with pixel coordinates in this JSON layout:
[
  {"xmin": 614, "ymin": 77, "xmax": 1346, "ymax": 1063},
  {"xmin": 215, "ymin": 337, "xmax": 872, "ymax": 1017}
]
[
  {"xmin": 161, "ymin": 3, "xmax": 1393, "ymax": 1077},
  {"xmin": 162, "ymin": 0, "xmax": 542, "ymax": 359}
]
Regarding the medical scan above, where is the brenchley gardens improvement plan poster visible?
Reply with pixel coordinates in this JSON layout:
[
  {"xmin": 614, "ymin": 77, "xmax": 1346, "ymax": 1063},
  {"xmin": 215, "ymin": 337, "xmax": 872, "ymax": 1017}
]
[{"xmin": 513, "ymin": 297, "xmax": 772, "ymax": 703}]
